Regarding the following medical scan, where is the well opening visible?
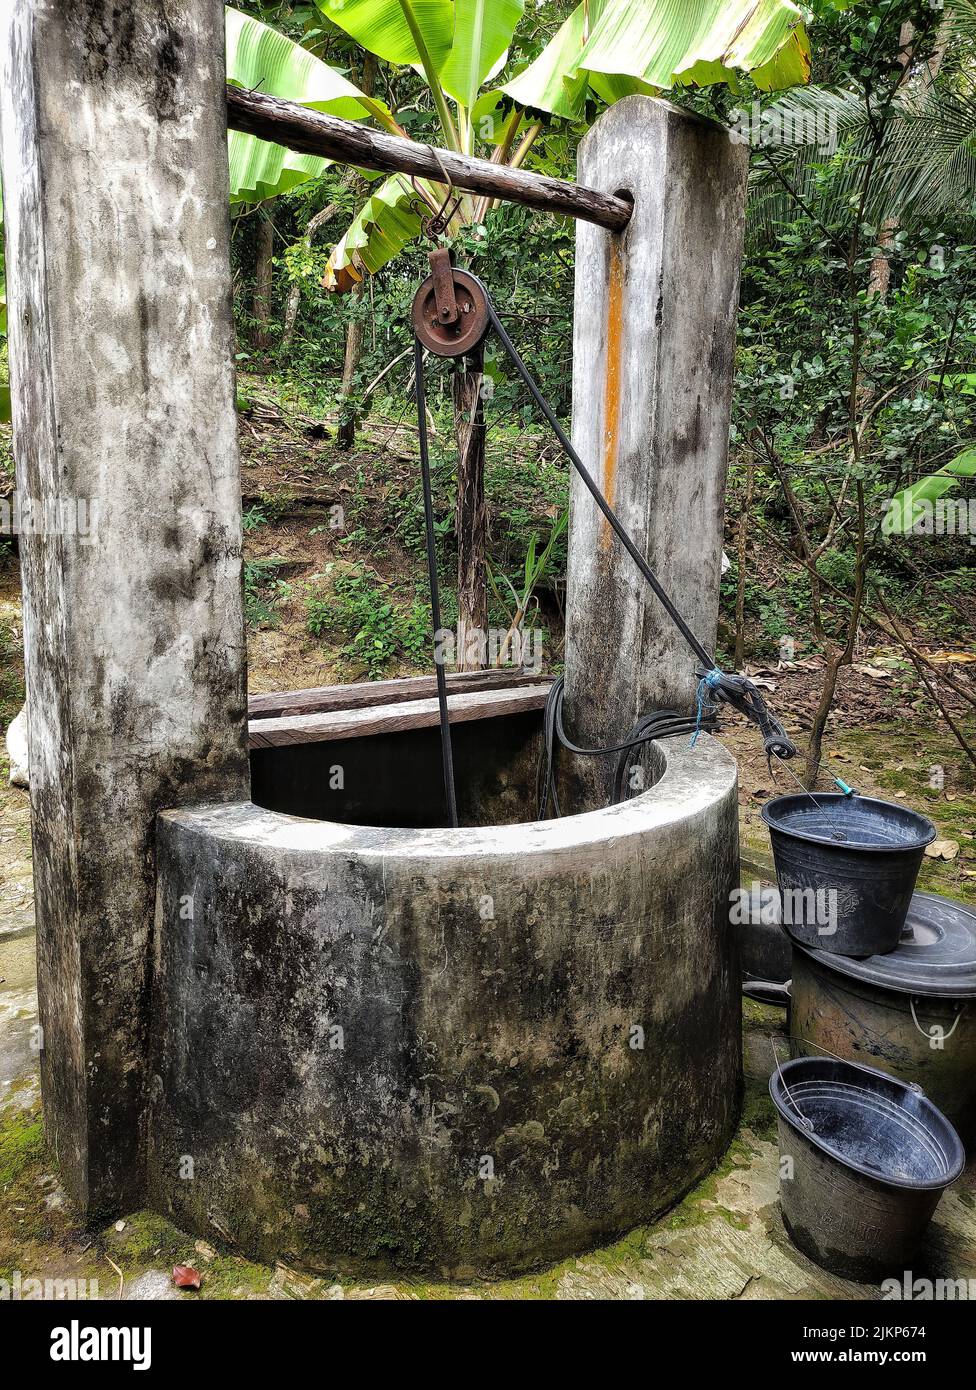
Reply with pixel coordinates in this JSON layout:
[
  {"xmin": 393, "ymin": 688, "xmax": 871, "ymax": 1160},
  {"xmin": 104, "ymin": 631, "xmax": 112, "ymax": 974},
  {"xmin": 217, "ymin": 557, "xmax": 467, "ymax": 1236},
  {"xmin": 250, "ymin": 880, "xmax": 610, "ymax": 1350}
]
[{"xmin": 250, "ymin": 707, "xmax": 666, "ymax": 830}]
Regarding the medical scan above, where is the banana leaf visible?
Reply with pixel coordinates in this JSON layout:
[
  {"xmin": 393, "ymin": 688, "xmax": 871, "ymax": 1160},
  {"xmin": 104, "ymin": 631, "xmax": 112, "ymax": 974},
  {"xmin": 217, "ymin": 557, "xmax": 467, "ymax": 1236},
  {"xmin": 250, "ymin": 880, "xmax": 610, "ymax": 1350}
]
[
  {"xmin": 883, "ymin": 448, "xmax": 976, "ymax": 535},
  {"xmin": 317, "ymin": 0, "xmax": 455, "ymax": 69},
  {"xmin": 226, "ymin": 7, "xmax": 379, "ymax": 203},
  {"xmin": 440, "ymin": 0, "xmax": 524, "ymax": 110},
  {"xmin": 504, "ymin": 0, "xmax": 811, "ymax": 121},
  {"xmin": 322, "ymin": 173, "xmax": 434, "ymax": 290}
]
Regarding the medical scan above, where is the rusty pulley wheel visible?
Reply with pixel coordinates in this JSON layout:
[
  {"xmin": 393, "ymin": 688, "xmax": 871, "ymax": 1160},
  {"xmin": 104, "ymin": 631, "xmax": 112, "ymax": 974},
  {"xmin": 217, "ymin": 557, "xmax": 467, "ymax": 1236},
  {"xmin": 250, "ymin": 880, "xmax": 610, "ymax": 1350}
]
[{"xmin": 411, "ymin": 266, "xmax": 489, "ymax": 357}]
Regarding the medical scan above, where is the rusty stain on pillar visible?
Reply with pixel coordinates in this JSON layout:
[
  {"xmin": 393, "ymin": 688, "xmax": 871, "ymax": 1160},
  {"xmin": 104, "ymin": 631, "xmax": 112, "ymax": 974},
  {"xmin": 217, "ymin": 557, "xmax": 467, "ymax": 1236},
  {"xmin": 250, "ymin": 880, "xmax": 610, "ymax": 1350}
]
[
  {"xmin": 599, "ymin": 240, "xmax": 625, "ymax": 553},
  {"xmin": 563, "ymin": 97, "xmax": 748, "ymax": 810},
  {"xmin": 0, "ymin": 0, "xmax": 248, "ymax": 1218}
]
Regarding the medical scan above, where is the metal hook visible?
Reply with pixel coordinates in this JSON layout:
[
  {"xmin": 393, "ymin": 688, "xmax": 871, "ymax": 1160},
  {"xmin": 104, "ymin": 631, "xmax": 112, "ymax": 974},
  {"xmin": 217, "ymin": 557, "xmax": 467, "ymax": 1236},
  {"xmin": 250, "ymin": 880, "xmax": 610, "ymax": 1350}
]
[{"xmin": 420, "ymin": 148, "xmax": 464, "ymax": 240}]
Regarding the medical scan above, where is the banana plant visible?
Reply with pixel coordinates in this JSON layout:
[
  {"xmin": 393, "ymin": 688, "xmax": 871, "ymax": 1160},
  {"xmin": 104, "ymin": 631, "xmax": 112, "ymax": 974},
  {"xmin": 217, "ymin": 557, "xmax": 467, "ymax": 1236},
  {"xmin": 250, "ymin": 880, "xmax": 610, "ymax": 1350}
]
[
  {"xmin": 318, "ymin": 0, "xmax": 813, "ymax": 288},
  {"xmin": 225, "ymin": 6, "xmax": 392, "ymax": 203},
  {"xmin": 302, "ymin": 0, "xmax": 814, "ymax": 666}
]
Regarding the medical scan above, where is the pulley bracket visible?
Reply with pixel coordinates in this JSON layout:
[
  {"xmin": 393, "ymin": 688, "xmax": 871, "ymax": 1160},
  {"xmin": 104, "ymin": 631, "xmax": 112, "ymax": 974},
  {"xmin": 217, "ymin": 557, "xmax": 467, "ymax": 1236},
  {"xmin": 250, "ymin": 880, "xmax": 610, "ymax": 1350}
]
[{"xmin": 411, "ymin": 254, "xmax": 489, "ymax": 358}]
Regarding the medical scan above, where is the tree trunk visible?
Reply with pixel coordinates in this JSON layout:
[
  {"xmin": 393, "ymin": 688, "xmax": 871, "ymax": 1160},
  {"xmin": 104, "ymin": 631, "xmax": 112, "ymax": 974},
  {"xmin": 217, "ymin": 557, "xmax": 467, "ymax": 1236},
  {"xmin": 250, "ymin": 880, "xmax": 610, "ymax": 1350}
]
[
  {"xmin": 337, "ymin": 281, "xmax": 365, "ymax": 450},
  {"xmin": 281, "ymin": 201, "xmax": 340, "ymax": 349},
  {"xmin": 804, "ymin": 646, "xmax": 845, "ymax": 789},
  {"xmin": 251, "ymin": 213, "xmax": 274, "ymax": 352},
  {"xmin": 333, "ymin": 52, "xmax": 377, "ymax": 447},
  {"xmin": 454, "ymin": 347, "xmax": 488, "ymax": 671}
]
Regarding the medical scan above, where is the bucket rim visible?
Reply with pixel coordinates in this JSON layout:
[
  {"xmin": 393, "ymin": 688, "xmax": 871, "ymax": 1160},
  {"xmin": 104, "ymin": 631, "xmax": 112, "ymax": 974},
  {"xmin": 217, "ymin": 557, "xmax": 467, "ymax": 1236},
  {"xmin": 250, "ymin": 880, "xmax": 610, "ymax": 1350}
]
[
  {"xmin": 760, "ymin": 792, "xmax": 937, "ymax": 854},
  {"xmin": 769, "ymin": 1056, "xmax": 966, "ymax": 1190}
]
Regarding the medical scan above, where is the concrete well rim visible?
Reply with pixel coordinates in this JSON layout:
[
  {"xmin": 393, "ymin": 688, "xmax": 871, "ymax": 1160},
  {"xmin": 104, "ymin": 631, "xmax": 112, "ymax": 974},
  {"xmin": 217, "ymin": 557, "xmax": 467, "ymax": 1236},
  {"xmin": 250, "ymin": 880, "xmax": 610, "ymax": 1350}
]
[{"xmin": 160, "ymin": 730, "xmax": 737, "ymax": 862}]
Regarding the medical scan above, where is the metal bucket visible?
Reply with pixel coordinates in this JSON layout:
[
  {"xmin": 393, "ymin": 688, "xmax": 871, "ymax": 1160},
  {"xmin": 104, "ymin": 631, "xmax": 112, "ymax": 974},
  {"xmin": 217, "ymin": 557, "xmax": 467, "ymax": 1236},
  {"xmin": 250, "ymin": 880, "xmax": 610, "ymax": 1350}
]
[
  {"xmin": 770, "ymin": 1056, "xmax": 965, "ymax": 1282},
  {"xmin": 790, "ymin": 891, "xmax": 976, "ymax": 1146},
  {"xmin": 761, "ymin": 793, "xmax": 936, "ymax": 957}
]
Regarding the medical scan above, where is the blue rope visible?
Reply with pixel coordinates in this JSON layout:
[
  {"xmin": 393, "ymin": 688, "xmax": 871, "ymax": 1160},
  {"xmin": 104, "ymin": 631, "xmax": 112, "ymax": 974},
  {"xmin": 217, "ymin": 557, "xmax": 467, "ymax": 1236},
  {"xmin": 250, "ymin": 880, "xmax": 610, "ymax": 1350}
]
[{"xmin": 691, "ymin": 668, "xmax": 724, "ymax": 747}]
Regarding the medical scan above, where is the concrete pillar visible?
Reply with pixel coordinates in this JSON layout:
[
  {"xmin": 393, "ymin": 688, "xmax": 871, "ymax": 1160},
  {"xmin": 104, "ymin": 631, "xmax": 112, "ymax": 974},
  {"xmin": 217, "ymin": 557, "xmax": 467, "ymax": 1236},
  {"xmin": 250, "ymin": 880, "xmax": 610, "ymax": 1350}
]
[
  {"xmin": 563, "ymin": 96, "xmax": 748, "ymax": 809},
  {"xmin": 0, "ymin": 1, "xmax": 249, "ymax": 1218}
]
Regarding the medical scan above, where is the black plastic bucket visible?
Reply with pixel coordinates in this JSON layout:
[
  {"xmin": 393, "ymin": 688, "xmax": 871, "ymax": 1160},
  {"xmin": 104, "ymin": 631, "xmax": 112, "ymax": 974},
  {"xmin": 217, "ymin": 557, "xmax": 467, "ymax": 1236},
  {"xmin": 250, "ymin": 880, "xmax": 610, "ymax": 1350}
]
[
  {"xmin": 770, "ymin": 1057, "xmax": 964, "ymax": 1281},
  {"xmin": 761, "ymin": 793, "xmax": 936, "ymax": 957},
  {"xmin": 738, "ymin": 885, "xmax": 792, "ymax": 1005}
]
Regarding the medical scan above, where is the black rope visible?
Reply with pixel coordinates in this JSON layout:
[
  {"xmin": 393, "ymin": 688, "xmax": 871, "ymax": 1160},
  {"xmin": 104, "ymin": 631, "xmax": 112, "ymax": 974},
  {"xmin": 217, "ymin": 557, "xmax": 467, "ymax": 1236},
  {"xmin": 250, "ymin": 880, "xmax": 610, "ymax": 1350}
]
[
  {"xmin": 413, "ymin": 274, "xmax": 797, "ymax": 827},
  {"xmin": 536, "ymin": 677, "xmax": 710, "ymax": 818},
  {"xmin": 414, "ymin": 338, "xmax": 458, "ymax": 828},
  {"xmin": 486, "ymin": 301, "xmax": 715, "ymax": 670}
]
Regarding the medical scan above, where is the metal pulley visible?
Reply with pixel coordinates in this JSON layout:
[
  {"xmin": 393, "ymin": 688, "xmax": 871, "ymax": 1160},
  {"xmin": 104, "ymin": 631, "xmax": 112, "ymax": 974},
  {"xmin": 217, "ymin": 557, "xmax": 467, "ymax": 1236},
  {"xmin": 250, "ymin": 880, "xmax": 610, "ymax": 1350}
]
[{"xmin": 411, "ymin": 248, "xmax": 489, "ymax": 357}]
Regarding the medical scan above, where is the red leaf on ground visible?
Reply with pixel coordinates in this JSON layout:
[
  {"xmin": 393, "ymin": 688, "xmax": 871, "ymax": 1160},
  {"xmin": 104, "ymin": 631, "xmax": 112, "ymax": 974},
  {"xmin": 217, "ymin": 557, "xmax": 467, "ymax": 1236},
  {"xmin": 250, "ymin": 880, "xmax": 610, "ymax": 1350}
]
[{"xmin": 172, "ymin": 1265, "xmax": 202, "ymax": 1289}]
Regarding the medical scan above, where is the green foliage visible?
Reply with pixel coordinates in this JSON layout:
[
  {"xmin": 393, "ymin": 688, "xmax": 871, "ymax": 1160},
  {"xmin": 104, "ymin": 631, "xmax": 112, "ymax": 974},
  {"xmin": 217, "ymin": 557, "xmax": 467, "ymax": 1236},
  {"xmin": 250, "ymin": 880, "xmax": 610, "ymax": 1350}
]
[
  {"xmin": 0, "ymin": 607, "xmax": 25, "ymax": 734},
  {"xmin": 505, "ymin": 0, "xmax": 811, "ymax": 121},
  {"xmin": 244, "ymin": 558, "xmax": 292, "ymax": 628},
  {"xmin": 307, "ymin": 566, "xmax": 432, "ymax": 677}
]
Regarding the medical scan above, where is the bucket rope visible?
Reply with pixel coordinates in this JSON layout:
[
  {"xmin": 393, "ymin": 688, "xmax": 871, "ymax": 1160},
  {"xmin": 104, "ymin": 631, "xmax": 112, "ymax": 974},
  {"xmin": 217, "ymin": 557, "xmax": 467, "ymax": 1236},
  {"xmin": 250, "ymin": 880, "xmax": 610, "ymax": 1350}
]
[{"xmin": 410, "ymin": 261, "xmax": 798, "ymax": 822}]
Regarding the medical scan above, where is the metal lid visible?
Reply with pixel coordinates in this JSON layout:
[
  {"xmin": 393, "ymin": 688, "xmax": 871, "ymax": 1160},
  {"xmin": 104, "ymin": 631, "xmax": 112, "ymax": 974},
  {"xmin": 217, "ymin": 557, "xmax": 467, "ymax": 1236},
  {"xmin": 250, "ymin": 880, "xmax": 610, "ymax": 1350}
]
[{"xmin": 793, "ymin": 891, "xmax": 976, "ymax": 999}]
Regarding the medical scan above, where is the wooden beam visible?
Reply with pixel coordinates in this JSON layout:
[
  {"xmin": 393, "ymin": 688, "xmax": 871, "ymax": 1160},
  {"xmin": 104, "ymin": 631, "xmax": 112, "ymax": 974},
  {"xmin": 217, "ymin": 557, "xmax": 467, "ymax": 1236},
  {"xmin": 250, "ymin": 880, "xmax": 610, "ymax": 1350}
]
[
  {"xmin": 248, "ymin": 669, "xmax": 551, "ymax": 721},
  {"xmin": 248, "ymin": 682, "xmax": 552, "ymax": 749},
  {"xmin": 226, "ymin": 86, "xmax": 633, "ymax": 234}
]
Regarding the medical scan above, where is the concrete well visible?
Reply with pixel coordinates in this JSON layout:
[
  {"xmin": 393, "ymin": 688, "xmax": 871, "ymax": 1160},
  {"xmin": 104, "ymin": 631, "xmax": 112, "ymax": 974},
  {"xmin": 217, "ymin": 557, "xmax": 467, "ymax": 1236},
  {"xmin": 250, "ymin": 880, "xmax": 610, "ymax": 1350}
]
[
  {"xmin": 1, "ymin": 3, "xmax": 747, "ymax": 1275},
  {"xmin": 146, "ymin": 704, "xmax": 739, "ymax": 1275}
]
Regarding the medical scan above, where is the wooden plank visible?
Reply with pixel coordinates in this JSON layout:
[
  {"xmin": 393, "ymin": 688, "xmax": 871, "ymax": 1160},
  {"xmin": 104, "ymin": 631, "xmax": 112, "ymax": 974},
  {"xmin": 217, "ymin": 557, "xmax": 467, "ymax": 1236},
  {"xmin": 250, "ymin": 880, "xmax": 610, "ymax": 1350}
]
[
  {"xmin": 248, "ymin": 669, "xmax": 550, "ymax": 720},
  {"xmin": 226, "ymin": 87, "xmax": 633, "ymax": 234},
  {"xmin": 248, "ymin": 682, "xmax": 552, "ymax": 749}
]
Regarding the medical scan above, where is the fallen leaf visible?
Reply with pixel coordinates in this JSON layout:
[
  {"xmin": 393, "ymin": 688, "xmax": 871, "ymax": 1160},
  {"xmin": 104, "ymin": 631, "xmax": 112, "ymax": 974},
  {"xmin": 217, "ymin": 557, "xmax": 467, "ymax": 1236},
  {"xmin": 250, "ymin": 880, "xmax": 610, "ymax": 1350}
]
[
  {"xmin": 925, "ymin": 839, "xmax": 960, "ymax": 861},
  {"xmin": 927, "ymin": 651, "xmax": 976, "ymax": 665},
  {"xmin": 855, "ymin": 664, "xmax": 890, "ymax": 680},
  {"xmin": 172, "ymin": 1265, "xmax": 202, "ymax": 1290},
  {"xmin": 114, "ymin": 1220, "xmax": 126, "ymax": 1233}
]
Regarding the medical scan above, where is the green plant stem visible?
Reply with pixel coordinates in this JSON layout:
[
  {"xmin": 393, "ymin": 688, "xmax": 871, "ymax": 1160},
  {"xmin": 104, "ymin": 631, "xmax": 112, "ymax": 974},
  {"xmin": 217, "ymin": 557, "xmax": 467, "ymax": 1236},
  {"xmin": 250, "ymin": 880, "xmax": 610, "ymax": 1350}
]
[
  {"xmin": 358, "ymin": 95, "xmax": 412, "ymax": 139},
  {"xmin": 397, "ymin": 0, "xmax": 461, "ymax": 152}
]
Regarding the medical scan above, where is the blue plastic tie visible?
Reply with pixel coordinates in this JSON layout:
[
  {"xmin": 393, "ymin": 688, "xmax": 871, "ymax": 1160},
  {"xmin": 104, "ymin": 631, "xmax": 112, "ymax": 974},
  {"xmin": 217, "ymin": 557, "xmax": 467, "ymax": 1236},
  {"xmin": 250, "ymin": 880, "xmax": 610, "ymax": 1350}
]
[
  {"xmin": 691, "ymin": 668, "xmax": 724, "ymax": 748},
  {"xmin": 834, "ymin": 778, "xmax": 855, "ymax": 797}
]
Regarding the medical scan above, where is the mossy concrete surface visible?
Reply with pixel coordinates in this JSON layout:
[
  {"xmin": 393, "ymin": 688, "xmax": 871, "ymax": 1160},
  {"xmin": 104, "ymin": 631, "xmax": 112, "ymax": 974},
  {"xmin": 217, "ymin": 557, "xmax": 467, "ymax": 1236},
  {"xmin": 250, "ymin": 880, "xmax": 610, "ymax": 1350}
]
[{"xmin": 5, "ymin": 922, "xmax": 976, "ymax": 1298}]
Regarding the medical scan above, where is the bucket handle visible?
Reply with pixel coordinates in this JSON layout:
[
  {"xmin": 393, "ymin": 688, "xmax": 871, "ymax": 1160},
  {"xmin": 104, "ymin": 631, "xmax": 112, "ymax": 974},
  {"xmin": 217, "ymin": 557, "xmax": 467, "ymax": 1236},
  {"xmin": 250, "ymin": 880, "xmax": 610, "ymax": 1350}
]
[
  {"xmin": 909, "ymin": 998, "xmax": 967, "ymax": 1045},
  {"xmin": 771, "ymin": 1038, "xmax": 815, "ymax": 1132}
]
